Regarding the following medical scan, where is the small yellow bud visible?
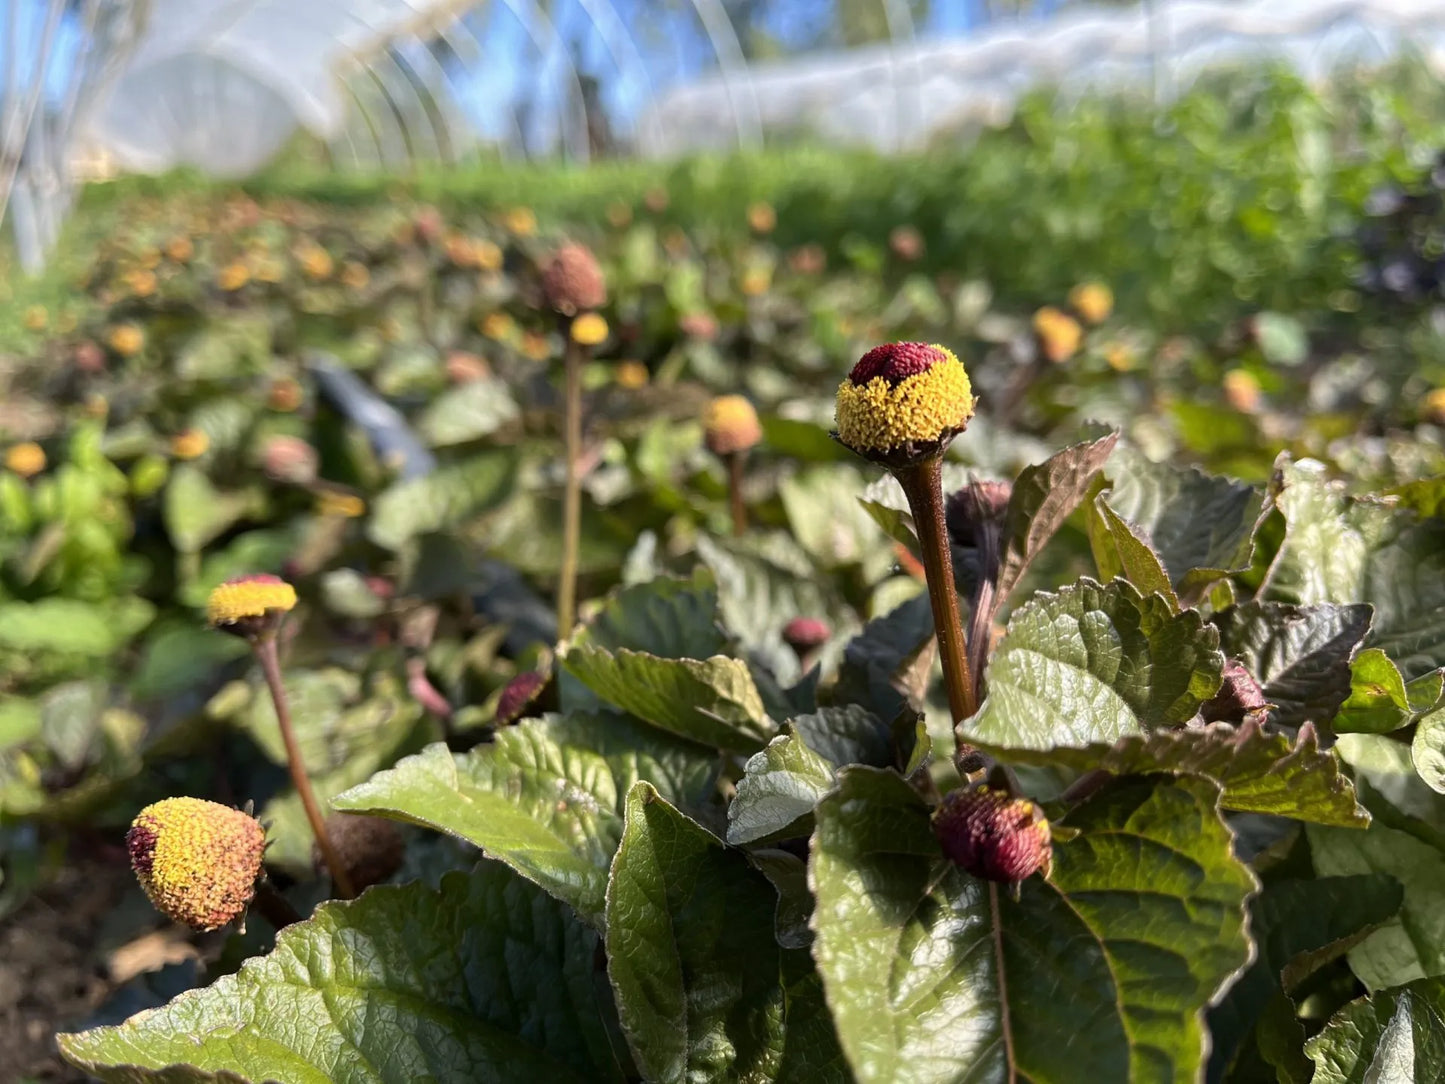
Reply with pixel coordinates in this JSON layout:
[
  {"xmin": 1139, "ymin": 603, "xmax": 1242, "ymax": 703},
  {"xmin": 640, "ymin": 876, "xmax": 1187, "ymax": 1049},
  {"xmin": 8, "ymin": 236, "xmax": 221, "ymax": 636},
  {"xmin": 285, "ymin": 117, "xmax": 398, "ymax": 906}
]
[
  {"xmin": 1425, "ymin": 388, "xmax": 1445, "ymax": 425},
  {"xmin": 503, "ymin": 207, "xmax": 537, "ymax": 236},
  {"xmin": 615, "ymin": 360, "xmax": 649, "ymax": 388},
  {"xmin": 703, "ymin": 395, "xmax": 762, "ymax": 456},
  {"xmin": 571, "ymin": 313, "xmax": 609, "ymax": 346},
  {"xmin": 316, "ymin": 491, "xmax": 366, "ymax": 519},
  {"xmin": 107, "ymin": 323, "xmax": 145, "ymax": 357},
  {"xmin": 1068, "ymin": 282, "xmax": 1114, "ymax": 325},
  {"xmin": 1033, "ymin": 307, "xmax": 1083, "ymax": 364},
  {"xmin": 166, "ymin": 236, "xmax": 194, "ymax": 263},
  {"xmin": 170, "ymin": 428, "xmax": 210, "ymax": 460},
  {"xmin": 747, "ymin": 202, "xmax": 776, "ymax": 234},
  {"xmin": 217, "ymin": 261, "xmax": 251, "ymax": 291},
  {"xmin": 23, "ymin": 305, "xmax": 48, "ymax": 331},
  {"xmin": 5, "ymin": 442, "xmax": 46, "ymax": 478},
  {"xmin": 1223, "ymin": 369, "xmax": 1262, "ymax": 414},
  {"xmin": 340, "ymin": 261, "xmax": 370, "ymax": 290}
]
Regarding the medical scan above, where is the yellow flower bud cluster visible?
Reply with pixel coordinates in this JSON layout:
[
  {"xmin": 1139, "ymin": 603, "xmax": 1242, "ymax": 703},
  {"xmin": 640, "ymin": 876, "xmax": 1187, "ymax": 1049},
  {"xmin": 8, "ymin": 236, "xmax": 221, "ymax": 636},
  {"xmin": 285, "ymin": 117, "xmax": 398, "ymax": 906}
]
[{"xmin": 835, "ymin": 342, "xmax": 974, "ymax": 453}]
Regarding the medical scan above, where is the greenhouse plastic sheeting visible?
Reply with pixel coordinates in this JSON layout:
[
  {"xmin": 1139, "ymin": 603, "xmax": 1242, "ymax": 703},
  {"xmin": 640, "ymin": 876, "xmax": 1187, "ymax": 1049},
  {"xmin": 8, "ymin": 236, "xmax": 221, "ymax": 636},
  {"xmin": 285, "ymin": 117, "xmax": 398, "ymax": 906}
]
[
  {"xmin": 85, "ymin": 0, "xmax": 464, "ymax": 176},
  {"xmin": 639, "ymin": 0, "xmax": 1445, "ymax": 154}
]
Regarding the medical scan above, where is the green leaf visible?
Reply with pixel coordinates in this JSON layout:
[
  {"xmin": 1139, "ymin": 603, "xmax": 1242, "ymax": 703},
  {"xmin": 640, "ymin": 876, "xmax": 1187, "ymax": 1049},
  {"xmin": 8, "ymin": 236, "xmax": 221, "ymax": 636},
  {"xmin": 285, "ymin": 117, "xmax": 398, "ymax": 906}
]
[
  {"xmin": 1412, "ymin": 704, "xmax": 1445, "ymax": 795},
  {"xmin": 1213, "ymin": 601, "xmax": 1371, "ymax": 728},
  {"xmin": 0, "ymin": 697, "xmax": 41, "ymax": 752},
  {"xmin": 333, "ymin": 713, "xmax": 718, "ymax": 924},
  {"xmin": 1306, "ymin": 978, "xmax": 1445, "ymax": 1084},
  {"xmin": 1206, "ymin": 875, "xmax": 1403, "ymax": 1081},
  {"xmin": 0, "ymin": 598, "xmax": 139, "ymax": 656},
  {"xmin": 1102, "ymin": 445, "xmax": 1263, "ymax": 597},
  {"xmin": 781, "ymin": 465, "xmax": 894, "ymax": 580},
  {"xmin": 695, "ymin": 532, "xmax": 857, "ymax": 680},
  {"xmin": 416, "ymin": 378, "xmax": 519, "ymax": 446},
  {"xmin": 975, "ymin": 719, "xmax": 1367, "ymax": 826},
  {"xmin": 995, "ymin": 429, "xmax": 1119, "ymax": 603},
  {"xmin": 605, "ymin": 781, "xmax": 800, "ymax": 1084},
  {"xmin": 368, "ymin": 450, "xmax": 516, "ymax": 550},
  {"xmin": 810, "ymin": 768, "xmax": 1256, "ymax": 1084},
  {"xmin": 1084, "ymin": 491, "xmax": 1178, "ymax": 606},
  {"xmin": 728, "ymin": 729, "xmax": 836, "ymax": 846},
  {"xmin": 1265, "ymin": 460, "xmax": 1445, "ymax": 681},
  {"xmin": 58, "ymin": 864, "xmax": 626, "ymax": 1083},
  {"xmin": 834, "ymin": 593, "xmax": 935, "ymax": 722},
  {"xmin": 1309, "ymin": 815, "xmax": 1445, "ymax": 991},
  {"xmin": 560, "ymin": 644, "xmax": 772, "ymax": 753},
  {"xmin": 728, "ymin": 707, "xmax": 893, "ymax": 845},
  {"xmin": 1336, "ymin": 648, "xmax": 1416, "ymax": 734},
  {"xmin": 1384, "ymin": 477, "xmax": 1445, "ymax": 521},
  {"xmin": 968, "ymin": 577, "xmax": 1223, "ymax": 749},
  {"xmin": 163, "ymin": 465, "xmax": 260, "ymax": 554},
  {"xmin": 572, "ymin": 573, "xmax": 725, "ymax": 660},
  {"xmin": 857, "ymin": 463, "xmax": 973, "ymax": 551}
]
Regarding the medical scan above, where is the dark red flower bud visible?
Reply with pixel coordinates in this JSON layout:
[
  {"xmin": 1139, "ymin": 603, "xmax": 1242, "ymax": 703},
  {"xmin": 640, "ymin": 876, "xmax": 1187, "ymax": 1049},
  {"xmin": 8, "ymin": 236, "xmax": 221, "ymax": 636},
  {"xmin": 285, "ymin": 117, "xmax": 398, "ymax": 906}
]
[
  {"xmin": 933, "ymin": 786, "xmax": 1052, "ymax": 885},
  {"xmin": 314, "ymin": 813, "xmax": 405, "ymax": 893},
  {"xmin": 542, "ymin": 242, "xmax": 606, "ymax": 316},
  {"xmin": 945, "ymin": 479, "xmax": 1013, "ymax": 548},
  {"xmin": 496, "ymin": 670, "xmax": 548, "ymax": 726},
  {"xmin": 782, "ymin": 617, "xmax": 831, "ymax": 653}
]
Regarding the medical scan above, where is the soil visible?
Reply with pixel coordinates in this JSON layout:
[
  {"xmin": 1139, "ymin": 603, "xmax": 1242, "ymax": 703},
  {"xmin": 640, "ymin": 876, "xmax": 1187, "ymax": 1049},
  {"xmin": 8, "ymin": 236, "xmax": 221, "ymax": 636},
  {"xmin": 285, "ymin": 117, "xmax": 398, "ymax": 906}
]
[{"xmin": 0, "ymin": 854, "xmax": 156, "ymax": 1082}]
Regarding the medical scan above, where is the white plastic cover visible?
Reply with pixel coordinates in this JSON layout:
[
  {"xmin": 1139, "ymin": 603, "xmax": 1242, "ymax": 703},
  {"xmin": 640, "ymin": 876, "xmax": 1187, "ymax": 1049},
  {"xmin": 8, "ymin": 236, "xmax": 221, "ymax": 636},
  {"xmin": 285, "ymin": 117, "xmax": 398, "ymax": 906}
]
[{"xmin": 639, "ymin": 0, "xmax": 1445, "ymax": 154}]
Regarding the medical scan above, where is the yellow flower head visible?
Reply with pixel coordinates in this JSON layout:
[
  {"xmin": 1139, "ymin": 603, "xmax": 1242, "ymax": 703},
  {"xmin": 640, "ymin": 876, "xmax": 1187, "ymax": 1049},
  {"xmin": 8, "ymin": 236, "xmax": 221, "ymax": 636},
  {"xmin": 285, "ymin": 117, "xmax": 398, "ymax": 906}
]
[
  {"xmin": 1223, "ymin": 369, "xmax": 1262, "ymax": 414},
  {"xmin": 107, "ymin": 323, "xmax": 145, "ymax": 357},
  {"xmin": 747, "ymin": 202, "xmax": 776, "ymax": 234},
  {"xmin": 473, "ymin": 239, "xmax": 503, "ymax": 272},
  {"xmin": 703, "ymin": 395, "xmax": 763, "ymax": 456},
  {"xmin": 1068, "ymin": 282, "xmax": 1114, "ymax": 325},
  {"xmin": 217, "ymin": 261, "xmax": 250, "ymax": 291},
  {"xmin": 521, "ymin": 332, "xmax": 552, "ymax": 361},
  {"xmin": 481, "ymin": 312, "xmax": 516, "ymax": 341},
  {"xmin": 835, "ymin": 342, "xmax": 974, "ymax": 454},
  {"xmin": 170, "ymin": 428, "xmax": 210, "ymax": 460},
  {"xmin": 1426, "ymin": 388, "xmax": 1445, "ymax": 425},
  {"xmin": 503, "ymin": 207, "xmax": 537, "ymax": 236},
  {"xmin": 1033, "ymin": 307, "xmax": 1083, "ymax": 364},
  {"xmin": 615, "ymin": 360, "xmax": 649, "ymax": 389},
  {"xmin": 23, "ymin": 305, "xmax": 48, "ymax": 331},
  {"xmin": 127, "ymin": 797, "xmax": 265, "ymax": 930},
  {"xmin": 740, "ymin": 267, "xmax": 771, "ymax": 297},
  {"xmin": 5, "ymin": 442, "xmax": 46, "ymax": 478},
  {"xmin": 571, "ymin": 313, "xmax": 609, "ymax": 346},
  {"xmin": 125, "ymin": 268, "xmax": 158, "ymax": 297},
  {"xmin": 316, "ymin": 491, "xmax": 366, "ymax": 519},
  {"xmin": 206, "ymin": 573, "xmax": 297, "ymax": 627},
  {"xmin": 340, "ymin": 261, "xmax": 370, "ymax": 290},
  {"xmin": 166, "ymin": 236, "xmax": 194, "ymax": 263},
  {"xmin": 297, "ymin": 243, "xmax": 333, "ymax": 280}
]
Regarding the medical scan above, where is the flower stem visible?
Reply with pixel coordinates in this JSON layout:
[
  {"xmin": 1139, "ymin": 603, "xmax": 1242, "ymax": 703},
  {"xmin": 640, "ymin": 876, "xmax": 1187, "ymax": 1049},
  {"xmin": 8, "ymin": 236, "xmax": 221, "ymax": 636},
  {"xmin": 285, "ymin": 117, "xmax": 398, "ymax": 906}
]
[
  {"xmin": 557, "ymin": 338, "xmax": 584, "ymax": 639},
  {"xmin": 894, "ymin": 456, "xmax": 978, "ymax": 730},
  {"xmin": 254, "ymin": 636, "xmax": 355, "ymax": 899},
  {"xmin": 726, "ymin": 451, "xmax": 748, "ymax": 535}
]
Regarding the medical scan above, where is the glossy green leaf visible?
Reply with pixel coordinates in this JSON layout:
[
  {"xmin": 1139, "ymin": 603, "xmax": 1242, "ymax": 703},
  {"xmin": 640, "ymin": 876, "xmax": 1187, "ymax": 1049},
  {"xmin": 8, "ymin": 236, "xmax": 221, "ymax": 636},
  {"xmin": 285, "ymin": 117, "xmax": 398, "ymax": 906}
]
[
  {"xmin": 333, "ymin": 713, "xmax": 719, "ymax": 924},
  {"xmin": 968, "ymin": 577, "xmax": 1223, "ymax": 749},
  {"xmin": 834, "ymin": 593, "xmax": 934, "ymax": 722},
  {"xmin": 810, "ymin": 768, "xmax": 1256, "ymax": 1084},
  {"xmin": 728, "ymin": 729, "xmax": 835, "ymax": 846},
  {"xmin": 605, "ymin": 781, "xmax": 806, "ymax": 1084},
  {"xmin": 1084, "ymin": 491, "xmax": 1178, "ymax": 606},
  {"xmin": 728, "ymin": 707, "xmax": 897, "ymax": 845},
  {"xmin": 975, "ymin": 718, "xmax": 1367, "ymax": 826},
  {"xmin": 163, "ymin": 465, "xmax": 260, "ymax": 554},
  {"xmin": 1309, "ymin": 814, "xmax": 1445, "ymax": 991},
  {"xmin": 1101, "ymin": 445, "xmax": 1263, "ymax": 597},
  {"xmin": 1412, "ymin": 704, "xmax": 1445, "ymax": 795},
  {"xmin": 994, "ymin": 429, "xmax": 1119, "ymax": 603},
  {"xmin": 1213, "ymin": 600, "xmax": 1371, "ymax": 728},
  {"xmin": 59, "ymin": 865, "xmax": 626, "ymax": 1083},
  {"xmin": 1265, "ymin": 460, "xmax": 1445, "ymax": 681},
  {"xmin": 1206, "ymin": 874, "xmax": 1403, "ymax": 1081},
  {"xmin": 1306, "ymin": 978, "xmax": 1445, "ymax": 1084},
  {"xmin": 1336, "ymin": 648, "xmax": 1416, "ymax": 734}
]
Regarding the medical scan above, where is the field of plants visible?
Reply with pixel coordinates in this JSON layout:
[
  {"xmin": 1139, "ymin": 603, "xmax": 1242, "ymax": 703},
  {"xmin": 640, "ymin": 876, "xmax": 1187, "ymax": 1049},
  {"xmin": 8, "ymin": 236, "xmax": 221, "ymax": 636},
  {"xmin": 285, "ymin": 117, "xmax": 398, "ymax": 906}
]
[{"xmin": 6, "ymin": 62, "xmax": 1445, "ymax": 1082}]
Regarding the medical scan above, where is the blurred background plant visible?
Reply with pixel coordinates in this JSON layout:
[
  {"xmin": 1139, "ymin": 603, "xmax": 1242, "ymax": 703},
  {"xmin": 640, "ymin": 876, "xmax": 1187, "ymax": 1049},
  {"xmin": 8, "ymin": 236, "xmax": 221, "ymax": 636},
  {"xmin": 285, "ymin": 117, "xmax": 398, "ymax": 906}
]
[{"xmin": 7, "ymin": 0, "xmax": 1445, "ymax": 1076}]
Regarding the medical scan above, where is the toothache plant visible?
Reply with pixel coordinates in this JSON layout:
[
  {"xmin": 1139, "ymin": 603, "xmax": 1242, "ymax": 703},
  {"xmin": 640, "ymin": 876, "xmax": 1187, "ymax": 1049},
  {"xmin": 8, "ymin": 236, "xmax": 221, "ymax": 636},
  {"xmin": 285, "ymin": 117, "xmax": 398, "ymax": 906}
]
[{"xmin": 61, "ymin": 343, "xmax": 1445, "ymax": 1084}]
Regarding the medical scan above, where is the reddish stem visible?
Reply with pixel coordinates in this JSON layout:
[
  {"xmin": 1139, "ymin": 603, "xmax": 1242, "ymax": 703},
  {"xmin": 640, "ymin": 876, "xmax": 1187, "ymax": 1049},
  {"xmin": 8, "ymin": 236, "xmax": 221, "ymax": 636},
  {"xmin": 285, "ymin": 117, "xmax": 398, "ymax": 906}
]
[{"xmin": 254, "ymin": 636, "xmax": 356, "ymax": 899}]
